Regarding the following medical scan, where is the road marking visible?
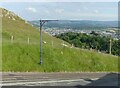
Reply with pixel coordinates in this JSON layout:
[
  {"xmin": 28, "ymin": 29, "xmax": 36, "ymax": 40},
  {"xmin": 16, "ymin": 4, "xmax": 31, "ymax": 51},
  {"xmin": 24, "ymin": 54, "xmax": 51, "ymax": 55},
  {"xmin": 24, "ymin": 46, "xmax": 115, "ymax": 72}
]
[
  {"xmin": 2, "ymin": 79, "xmax": 91, "ymax": 86},
  {"xmin": 91, "ymin": 78, "xmax": 99, "ymax": 81}
]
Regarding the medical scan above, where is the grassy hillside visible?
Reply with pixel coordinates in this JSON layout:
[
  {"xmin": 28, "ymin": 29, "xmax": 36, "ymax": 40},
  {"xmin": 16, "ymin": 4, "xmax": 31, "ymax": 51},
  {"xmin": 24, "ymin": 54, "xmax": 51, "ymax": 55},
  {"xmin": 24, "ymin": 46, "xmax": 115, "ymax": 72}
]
[{"xmin": 2, "ymin": 8, "xmax": 118, "ymax": 72}]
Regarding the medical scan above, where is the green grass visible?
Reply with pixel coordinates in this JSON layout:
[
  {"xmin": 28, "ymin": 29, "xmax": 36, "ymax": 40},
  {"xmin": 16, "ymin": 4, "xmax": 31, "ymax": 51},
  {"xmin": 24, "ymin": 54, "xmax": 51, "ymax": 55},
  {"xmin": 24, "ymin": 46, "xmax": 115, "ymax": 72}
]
[
  {"xmin": 2, "ymin": 43, "xmax": 118, "ymax": 72},
  {"xmin": 1, "ymin": 8, "xmax": 118, "ymax": 72}
]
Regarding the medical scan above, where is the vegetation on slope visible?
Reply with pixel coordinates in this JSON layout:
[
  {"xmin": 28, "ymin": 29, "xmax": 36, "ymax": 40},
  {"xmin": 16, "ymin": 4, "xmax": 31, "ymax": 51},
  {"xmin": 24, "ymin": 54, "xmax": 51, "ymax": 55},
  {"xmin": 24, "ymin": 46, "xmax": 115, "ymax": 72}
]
[
  {"xmin": 1, "ymin": 8, "xmax": 118, "ymax": 72},
  {"xmin": 55, "ymin": 32, "xmax": 120, "ymax": 56}
]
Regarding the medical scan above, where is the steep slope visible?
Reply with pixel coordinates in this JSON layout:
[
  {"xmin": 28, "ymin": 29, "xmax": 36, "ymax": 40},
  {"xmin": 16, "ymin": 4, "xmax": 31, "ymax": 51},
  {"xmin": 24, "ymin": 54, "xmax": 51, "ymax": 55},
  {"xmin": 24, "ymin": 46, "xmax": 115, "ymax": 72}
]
[{"xmin": 2, "ymin": 8, "xmax": 118, "ymax": 72}]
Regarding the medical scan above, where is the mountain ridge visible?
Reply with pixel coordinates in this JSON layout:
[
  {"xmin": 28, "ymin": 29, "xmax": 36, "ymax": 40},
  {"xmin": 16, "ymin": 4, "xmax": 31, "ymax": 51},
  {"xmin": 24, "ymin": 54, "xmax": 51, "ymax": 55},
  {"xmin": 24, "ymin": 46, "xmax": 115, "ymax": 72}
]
[{"xmin": 29, "ymin": 20, "xmax": 118, "ymax": 30}]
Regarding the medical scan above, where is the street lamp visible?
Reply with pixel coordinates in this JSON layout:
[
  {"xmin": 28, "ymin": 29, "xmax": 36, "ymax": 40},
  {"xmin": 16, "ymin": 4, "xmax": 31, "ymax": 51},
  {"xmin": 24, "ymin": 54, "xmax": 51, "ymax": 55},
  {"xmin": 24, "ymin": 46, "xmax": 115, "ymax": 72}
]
[{"xmin": 39, "ymin": 20, "xmax": 58, "ymax": 65}]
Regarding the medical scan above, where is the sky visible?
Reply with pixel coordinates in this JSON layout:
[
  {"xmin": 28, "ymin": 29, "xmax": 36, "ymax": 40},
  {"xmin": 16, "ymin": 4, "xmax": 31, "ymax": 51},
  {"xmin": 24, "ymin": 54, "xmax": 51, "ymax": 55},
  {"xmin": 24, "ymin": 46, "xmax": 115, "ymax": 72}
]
[
  {"xmin": 1, "ymin": 2, "xmax": 118, "ymax": 21},
  {"xmin": 1, "ymin": 0, "xmax": 120, "ymax": 2}
]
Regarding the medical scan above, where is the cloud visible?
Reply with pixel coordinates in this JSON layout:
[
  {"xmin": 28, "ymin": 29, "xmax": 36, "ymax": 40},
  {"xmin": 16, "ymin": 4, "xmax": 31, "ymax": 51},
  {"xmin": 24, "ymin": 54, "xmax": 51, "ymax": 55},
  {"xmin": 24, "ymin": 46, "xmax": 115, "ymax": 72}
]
[
  {"xmin": 67, "ymin": 12, "xmax": 117, "ymax": 21},
  {"xmin": 83, "ymin": 7, "xmax": 88, "ymax": 10},
  {"xmin": 94, "ymin": 10, "xmax": 99, "ymax": 14},
  {"xmin": 55, "ymin": 9, "xmax": 64, "ymax": 14},
  {"xmin": 77, "ymin": 9, "xmax": 81, "ymax": 12},
  {"xmin": 44, "ymin": 10, "xmax": 50, "ymax": 14},
  {"xmin": 26, "ymin": 7, "xmax": 37, "ymax": 13}
]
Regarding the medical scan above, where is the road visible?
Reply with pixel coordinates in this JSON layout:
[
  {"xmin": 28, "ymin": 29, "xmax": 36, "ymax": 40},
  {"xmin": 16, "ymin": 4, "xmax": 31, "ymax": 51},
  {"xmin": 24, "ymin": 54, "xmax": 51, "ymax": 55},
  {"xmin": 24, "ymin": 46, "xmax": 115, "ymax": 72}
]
[{"xmin": 1, "ymin": 72, "xmax": 119, "ymax": 86}]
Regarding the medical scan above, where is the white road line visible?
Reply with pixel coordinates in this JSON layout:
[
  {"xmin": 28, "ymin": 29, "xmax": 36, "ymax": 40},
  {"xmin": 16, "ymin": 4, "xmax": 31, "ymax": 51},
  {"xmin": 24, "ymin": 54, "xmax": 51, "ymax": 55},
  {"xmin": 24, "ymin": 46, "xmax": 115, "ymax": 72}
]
[
  {"xmin": 1, "ymin": 80, "xmax": 34, "ymax": 83},
  {"xmin": 2, "ymin": 78, "xmax": 17, "ymax": 80},
  {"xmin": 3, "ymin": 76, "xmax": 49, "ymax": 79},
  {"xmin": 2, "ymin": 79, "xmax": 91, "ymax": 86},
  {"xmin": 1, "ymin": 79, "xmax": 52, "ymax": 83},
  {"xmin": 91, "ymin": 78, "xmax": 99, "ymax": 81}
]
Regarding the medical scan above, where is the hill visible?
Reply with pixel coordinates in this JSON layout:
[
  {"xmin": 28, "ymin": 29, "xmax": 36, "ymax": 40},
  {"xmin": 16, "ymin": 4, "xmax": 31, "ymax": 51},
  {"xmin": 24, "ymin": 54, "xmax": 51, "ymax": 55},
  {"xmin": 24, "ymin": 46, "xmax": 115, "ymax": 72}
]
[
  {"xmin": 2, "ymin": 8, "xmax": 118, "ymax": 72},
  {"xmin": 29, "ymin": 20, "xmax": 118, "ymax": 30}
]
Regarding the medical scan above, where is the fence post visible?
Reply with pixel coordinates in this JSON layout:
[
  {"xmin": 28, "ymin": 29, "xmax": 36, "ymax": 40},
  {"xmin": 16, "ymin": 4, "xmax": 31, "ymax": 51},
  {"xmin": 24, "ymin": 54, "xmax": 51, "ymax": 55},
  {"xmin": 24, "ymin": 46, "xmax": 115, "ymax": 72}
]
[
  {"xmin": 28, "ymin": 37, "xmax": 30, "ymax": 44},
  {"xmin": 11, "ymin": 35, "xmax": 14, "ymax": 44},
  {"xmin": 109, "ymin": 39, "xmax": 112, "ymax": 54},
  {"xmin": 71, "ymin": 44, "xmax": 73, "ymax": 48},
  {"xmin": 52, "ymin": 40, "xmax": 53, "ymax": 47}
]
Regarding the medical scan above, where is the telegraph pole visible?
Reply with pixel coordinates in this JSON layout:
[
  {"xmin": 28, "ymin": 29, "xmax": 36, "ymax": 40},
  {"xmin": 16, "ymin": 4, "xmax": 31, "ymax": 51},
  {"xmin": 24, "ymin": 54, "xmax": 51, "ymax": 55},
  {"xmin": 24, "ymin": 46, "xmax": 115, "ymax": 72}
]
[
  {"xmin": 39, "ymin": 20, "xmax": 47, "ymax": 65},
  {"xmin": 39, "ymin": 20, "xmax": 58, "ymax": 65},
  {"xmin": 40, "ymin": 20, "xmax": 42, "ymax": 64}
]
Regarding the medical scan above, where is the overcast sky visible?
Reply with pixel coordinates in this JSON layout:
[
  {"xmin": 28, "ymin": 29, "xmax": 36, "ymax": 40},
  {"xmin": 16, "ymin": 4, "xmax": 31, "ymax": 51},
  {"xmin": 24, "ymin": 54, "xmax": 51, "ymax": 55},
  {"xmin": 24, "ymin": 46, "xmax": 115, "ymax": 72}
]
[{"xmin": 1, "ymin": 2, "xmax": 118, "ymax": 21}]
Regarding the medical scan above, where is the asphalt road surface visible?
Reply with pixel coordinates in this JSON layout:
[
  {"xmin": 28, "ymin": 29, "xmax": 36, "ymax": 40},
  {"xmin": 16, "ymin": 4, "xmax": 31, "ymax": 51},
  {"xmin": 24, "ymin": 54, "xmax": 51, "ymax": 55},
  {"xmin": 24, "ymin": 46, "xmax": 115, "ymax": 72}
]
[{"xmin": 1, "ymin": 72, "xmax": 119, "ymax": 86}]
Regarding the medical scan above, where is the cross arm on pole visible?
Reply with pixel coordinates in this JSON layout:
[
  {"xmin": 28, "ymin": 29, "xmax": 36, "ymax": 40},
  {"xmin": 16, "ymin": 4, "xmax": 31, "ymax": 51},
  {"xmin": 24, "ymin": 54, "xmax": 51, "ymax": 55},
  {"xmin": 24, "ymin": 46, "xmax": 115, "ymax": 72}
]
[{"xmin": 40, "ymin": 20, "xmax": 58, "ymax": 27}]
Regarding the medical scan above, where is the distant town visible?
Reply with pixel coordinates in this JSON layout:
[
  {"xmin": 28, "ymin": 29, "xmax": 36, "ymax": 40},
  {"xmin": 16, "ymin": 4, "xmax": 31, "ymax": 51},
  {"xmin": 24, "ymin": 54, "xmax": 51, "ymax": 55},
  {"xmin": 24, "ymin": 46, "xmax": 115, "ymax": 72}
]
[
  {"xmin": 43, "ymin": 27, "xmax": 119, "ymax": 40},
  {"xmin": 28, "ymin": 20, "xmax": 119, "ymax": 40}
]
